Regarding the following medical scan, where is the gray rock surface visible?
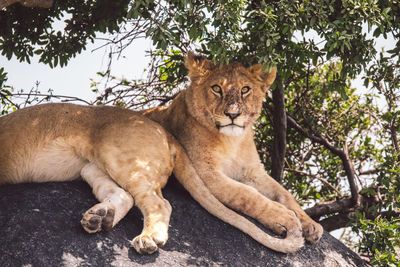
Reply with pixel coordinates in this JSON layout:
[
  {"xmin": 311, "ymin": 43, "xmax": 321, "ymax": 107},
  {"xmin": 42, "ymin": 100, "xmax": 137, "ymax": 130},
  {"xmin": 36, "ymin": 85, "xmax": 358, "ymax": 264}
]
[{"xmin": 0, "ymin": 178, "xmax": 367, "ymax": 266}]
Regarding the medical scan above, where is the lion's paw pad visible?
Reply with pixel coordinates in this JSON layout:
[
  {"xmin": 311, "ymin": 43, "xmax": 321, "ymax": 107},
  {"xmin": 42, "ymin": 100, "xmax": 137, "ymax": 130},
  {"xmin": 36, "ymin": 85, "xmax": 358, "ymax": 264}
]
[
  {"xmin": 131, "ymin": 233, "xmax": 167, "ymax": 254},
  {"xmin": 81, "ymin": 203, "xmax": 115, "ymax": 233}
]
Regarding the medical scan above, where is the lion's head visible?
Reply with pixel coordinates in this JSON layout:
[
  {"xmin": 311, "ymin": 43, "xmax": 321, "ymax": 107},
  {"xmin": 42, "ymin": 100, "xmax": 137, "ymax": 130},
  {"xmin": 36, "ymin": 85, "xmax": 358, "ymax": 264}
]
[{"xmin": 184, "ymin": 52, "xmax": 276, "ymax": 137}]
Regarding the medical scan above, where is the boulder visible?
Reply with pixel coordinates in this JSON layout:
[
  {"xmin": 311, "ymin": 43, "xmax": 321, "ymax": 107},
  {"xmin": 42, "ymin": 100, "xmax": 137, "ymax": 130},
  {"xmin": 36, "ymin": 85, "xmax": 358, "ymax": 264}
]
[{"xmin": 0, "ymin": 178, "xmax": 367, "ymax": 266}]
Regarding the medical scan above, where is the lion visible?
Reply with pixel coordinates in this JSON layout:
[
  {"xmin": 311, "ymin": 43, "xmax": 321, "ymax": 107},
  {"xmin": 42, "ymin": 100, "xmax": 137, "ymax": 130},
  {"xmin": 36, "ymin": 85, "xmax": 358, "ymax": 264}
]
[
  {"xmin": 0, "ymin": 102, "xmax": 304, "ymax": 255},
  {"xmin": 142, "ymin": 52, "xmax": 323, "ymax": 245}
]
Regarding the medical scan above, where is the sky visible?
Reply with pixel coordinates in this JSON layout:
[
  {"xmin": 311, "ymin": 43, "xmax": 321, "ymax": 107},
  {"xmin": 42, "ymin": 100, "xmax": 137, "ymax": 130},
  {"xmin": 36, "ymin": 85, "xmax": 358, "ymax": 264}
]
[{"xmin": 1, "ymin": 36, "xmax": 152, "ymax": 102}]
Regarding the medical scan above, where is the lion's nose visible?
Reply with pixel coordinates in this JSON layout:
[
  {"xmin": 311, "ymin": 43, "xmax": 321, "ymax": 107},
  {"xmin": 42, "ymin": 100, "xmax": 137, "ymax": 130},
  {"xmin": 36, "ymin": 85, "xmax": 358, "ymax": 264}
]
[{"xmin": 224, "ymin": 111, "xmax": 241, "ymax": 120}]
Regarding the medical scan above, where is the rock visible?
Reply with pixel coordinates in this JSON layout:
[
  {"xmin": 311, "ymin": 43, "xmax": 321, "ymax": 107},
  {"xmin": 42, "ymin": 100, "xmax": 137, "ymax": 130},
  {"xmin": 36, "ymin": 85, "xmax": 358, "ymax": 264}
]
[{"xmin": 0, "ymin": 178, "xmax": 367, "ymax": 266}]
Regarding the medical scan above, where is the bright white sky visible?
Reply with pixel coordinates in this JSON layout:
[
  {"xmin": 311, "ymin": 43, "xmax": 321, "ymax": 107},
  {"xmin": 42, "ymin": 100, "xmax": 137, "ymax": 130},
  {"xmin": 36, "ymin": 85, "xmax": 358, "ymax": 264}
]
[{"xmin": 1, "ymin": 36, "xmax": 152, "ymax": 102}]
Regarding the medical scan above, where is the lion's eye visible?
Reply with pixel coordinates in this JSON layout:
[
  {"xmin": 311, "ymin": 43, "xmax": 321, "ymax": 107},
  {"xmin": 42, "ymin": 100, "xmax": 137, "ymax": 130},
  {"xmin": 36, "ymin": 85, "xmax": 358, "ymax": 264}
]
[
  {"xmin": 211, "ymin": 84, "xmax": 223, "ymax": 96},
  {"xmin": 241, "ymin": 86, "xmax": 251, "ymax": 95}
]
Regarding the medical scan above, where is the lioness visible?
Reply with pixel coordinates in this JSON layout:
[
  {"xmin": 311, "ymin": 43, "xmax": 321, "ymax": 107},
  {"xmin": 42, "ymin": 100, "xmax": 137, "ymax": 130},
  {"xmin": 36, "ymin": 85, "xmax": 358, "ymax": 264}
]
[
  {"xmin": 0, "ymin": 103, "xmax": 303, "ymax": 254},
  {"xmin": 143, "ymin": 52, "xmax": 323, "ymax": 245}
]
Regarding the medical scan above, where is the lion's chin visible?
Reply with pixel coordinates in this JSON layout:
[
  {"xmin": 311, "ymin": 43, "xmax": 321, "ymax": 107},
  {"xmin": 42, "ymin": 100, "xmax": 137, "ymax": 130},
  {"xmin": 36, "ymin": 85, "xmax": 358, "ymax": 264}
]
[{"xmin": 218, "ymin": 125, "xmax": 245, "ymax": 137}]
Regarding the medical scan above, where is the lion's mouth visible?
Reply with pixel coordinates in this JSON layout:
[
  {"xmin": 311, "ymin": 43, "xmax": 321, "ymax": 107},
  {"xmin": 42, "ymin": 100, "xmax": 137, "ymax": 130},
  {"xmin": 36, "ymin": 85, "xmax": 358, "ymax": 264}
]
[
  {"xmin": 216, "ymin": 123, "xmax": 245, "ymax": 129},
  {"xmin": 216, "ymin": 123, "xmax": 246, "ymax": 136}
]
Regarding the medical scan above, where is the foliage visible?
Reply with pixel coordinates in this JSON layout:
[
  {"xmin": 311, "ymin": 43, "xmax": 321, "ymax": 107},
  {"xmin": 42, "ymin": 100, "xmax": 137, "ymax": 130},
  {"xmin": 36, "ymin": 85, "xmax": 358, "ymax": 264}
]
[
  {"xmin": 1, "ymin": 0, "xmax": 400, "ymax": 265},
  {"xmin": 0, "ymin": 68, "xmax": 16, "ymax": 115},
  {"xmin": 0, "ymin": 0, "xmax": 130, "ymax": 67},
  {"xmin": 255, "ymin": 61, "xmax": 399, "ymax": 265},
  {"xmin": 352, "ymin": 214, "xmax": 400, "ymax": 266},
  {"xmin": 256, "ymin": 63, "xmax": 376, "ymax": 201}
]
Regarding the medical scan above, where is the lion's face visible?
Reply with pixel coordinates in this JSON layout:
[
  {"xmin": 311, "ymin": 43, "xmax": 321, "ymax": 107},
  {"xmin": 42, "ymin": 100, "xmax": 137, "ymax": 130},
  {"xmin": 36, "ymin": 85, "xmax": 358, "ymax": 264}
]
[
  {"xmin": 201, "ymin": 67, "xmax": 265, "ymax": 137},
  {"xmin": 184, "ymin": 53, "xmax": 277, "ymax": 137}
]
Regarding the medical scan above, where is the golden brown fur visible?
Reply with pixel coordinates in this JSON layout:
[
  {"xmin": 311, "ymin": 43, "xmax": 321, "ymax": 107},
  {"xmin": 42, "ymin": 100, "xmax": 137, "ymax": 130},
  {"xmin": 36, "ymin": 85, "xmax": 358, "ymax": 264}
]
[
  {"xmin": 143, "ymin": 52, "xmax": 323, "ymax": 248},
  {"xmin": 0, "ymin": 101, "xmax": 307, "ymax": 254}
]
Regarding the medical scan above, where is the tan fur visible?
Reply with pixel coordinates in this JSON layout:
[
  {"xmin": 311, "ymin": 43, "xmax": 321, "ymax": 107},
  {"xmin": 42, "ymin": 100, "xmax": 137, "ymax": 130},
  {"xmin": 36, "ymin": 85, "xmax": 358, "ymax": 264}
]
[
  {"xmin": 143, "ymin": 52, "xmax": 323, "ymax": 252},
  {"xmin": 0, "ymin": 102, "xmax": 305, "ymax": 254},
  {"xmin": 0, "ymin": 104, "xmax": 175, "ymax": 254}
]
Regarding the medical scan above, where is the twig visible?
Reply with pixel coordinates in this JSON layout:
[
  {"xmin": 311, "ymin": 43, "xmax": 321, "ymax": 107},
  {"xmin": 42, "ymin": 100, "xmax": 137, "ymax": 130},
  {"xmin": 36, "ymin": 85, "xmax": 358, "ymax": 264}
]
[
  {"xmin": 287, "ymin": 169, "xmax": 343, "ymax": 197},
  {"xmin": 359, "ymin": 169, "xmax": 377, "ymax": 175},
  {"xmin": 0, "ymin": 91, "xmax": 20, "ymax": 109},
  {"xmin": 286, "ymin": 113, "xmax": 360, "ymax": 206},
  {"xmin": 9, "ymin": 93, "xmax": 92, "ymax": 105}
]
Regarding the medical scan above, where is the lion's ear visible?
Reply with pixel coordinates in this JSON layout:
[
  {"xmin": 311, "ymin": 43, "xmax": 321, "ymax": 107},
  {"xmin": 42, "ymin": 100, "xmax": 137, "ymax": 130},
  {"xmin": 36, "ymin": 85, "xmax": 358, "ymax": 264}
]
[
  {"xmin": 185, "ymin": 52, "xmax": 214, "ymax": 80},
  {"xmin": 248, "ymin": 64, "xmax": 277, "ymax": 91}
]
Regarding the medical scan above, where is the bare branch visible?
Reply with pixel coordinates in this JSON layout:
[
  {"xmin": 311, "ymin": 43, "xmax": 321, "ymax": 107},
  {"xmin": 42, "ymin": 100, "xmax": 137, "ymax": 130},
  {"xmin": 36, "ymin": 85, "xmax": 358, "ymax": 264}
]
[
  {"xmin": 319, "ymin": 212, "xmax": 356, "ymax": 232},
  {"xmin": 287, "ymin": 168, "xmax": 343, "ymax": 197},
  {"xmin": 305, "ymin": 185, "xmax": 400, "ymax": 225},
  {"xmin": 9, "ymin": 93, "xmax": 92, "ymax": 106},
  {"xmin": 359, "ymin": 169, "xmax": 377, "ymax": 176},
  {"xmin": 320, "ymin": 209, "xmax": 400, "ymax": 232},
  {"xmin": 1, "ymin": 91, "xmax": 20, "ymax": 108},
  {"xmin": 286, "ymin": 113, "xmax": 360, "ymax": 206},
  {"xmin": 305, "ymin": 196, "xmax": 354, "ymax": 220}
]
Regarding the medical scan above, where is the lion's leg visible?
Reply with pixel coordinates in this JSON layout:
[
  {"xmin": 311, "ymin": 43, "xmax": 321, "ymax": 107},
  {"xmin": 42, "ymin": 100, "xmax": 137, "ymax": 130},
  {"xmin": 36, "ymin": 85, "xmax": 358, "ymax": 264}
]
[
  {"xmin": 122, "ymin": 179, "xmax": 172, "ymax": 255},
  {"xmin": 242, "ymin": 166, "xmax": 323, "ymax": 243},
  {"xmin": 197, "ymin": 168, "xmax": 302, "ymax": 238},
  {"xmin": 80, "ymin": 163, "xmax": 134, "ymax": 233}
]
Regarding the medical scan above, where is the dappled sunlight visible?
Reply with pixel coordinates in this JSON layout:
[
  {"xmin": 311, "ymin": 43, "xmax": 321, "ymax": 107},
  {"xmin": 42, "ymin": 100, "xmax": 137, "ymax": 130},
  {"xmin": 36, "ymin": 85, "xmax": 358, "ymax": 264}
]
[
  {"xmin": 133, "ymin": 158, "xmax": 151, "ymax": 171},
  {"xmin": 31, "ymin": 117, "xmax": 40, "ymax": 126},
  {"xmin": 62, "ymin": 252, "xmax": 85, "ymax": 267}
]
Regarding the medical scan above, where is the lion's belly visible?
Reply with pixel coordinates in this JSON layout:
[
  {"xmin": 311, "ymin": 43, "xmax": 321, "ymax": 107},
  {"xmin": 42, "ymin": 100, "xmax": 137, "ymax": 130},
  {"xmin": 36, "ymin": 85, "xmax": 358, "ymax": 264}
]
[
  {"xmin": 29, "ymin": 149, "xmax": 86, "ymax": 182},
  {"xmin": 6, "ymin": 140, "xmax": 87, "ymax": 184}
]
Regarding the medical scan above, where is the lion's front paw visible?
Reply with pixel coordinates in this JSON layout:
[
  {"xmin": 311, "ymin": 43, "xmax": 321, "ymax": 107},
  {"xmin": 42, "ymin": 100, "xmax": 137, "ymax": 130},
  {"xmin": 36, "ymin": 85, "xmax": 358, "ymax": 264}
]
[
  {"xmin": 302, "ymin": 219, "xmax": 323, "ymax": 243},
  {"xmin": 81, "ymin": 202, "xmax": 115, "ymax": 233},
  {"xmin": 131, "ymin": 231, "xmax": 168, "ymax": 254},
  {"xmin": 270, "ymin": 209, "xmax": 302, "ymax": 236}
]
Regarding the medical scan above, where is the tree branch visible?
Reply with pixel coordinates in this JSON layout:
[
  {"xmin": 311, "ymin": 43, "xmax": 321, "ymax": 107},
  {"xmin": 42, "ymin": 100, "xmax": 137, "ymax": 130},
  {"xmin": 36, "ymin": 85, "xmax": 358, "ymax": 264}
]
[
  {"xmin": 271, "ymin": 79, "xmax": 287, "ymax": 183},
  {"xmin": 390, "ymin": 124, "xmax": 399, "ymax": 161},
  {"xmin": 8, "ymin": 93, "xmax": 92, "ymax": 106},
  {"xmin": 305, "ymin": 186, "xmax": 400, "ymax": 228},
  {"xmin": 319, "ymin": 209, "xmax": 400, "ymax": 232},
  {"xmin": 287, "ymin": 168, "xmax": 343, "ymax": 197},
  {"xmin": 286, "ymin": 113, "xmax": 360, "ymax": 206},
  {"xmin": 305, "ymin": 196, "xmax": 354, "ymax": 220},
  {"xmin": 359, "ymin": 169, "xmax": 377, "ymax": 175},
  {"xmin": 319, "ymin": 212, "xmax": 356, "ymax": 232}
]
